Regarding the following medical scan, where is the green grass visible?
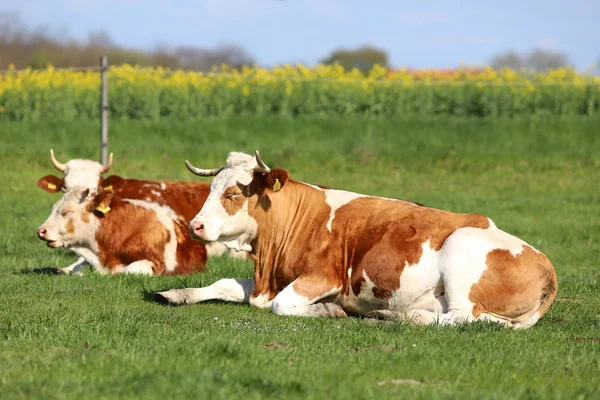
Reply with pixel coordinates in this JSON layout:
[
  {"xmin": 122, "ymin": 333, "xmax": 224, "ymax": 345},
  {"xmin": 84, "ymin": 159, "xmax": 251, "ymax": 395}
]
[{"xmin": 0, "ymin": 116, "xmax": 599, "ymax": 399}]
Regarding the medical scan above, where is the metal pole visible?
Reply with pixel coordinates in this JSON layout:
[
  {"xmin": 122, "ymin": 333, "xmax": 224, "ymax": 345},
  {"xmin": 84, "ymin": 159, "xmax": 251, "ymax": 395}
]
[{"xmin": 100, "ymin": 56, "xmax": 109, "ymax": 165}]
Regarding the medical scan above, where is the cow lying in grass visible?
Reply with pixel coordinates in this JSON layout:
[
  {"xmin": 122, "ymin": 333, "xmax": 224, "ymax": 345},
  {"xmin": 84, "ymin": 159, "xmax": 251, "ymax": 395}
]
[
  {"xmin": 37, "ymin": 150, "xmax": 245, "ymax": 274},
  {"xmin": 157, "ymin": 151, "xmax": 558, "ymax": 328},
  {"xmin": 37, "ymin": 186, "xmax": 207, "ymax": 275}
]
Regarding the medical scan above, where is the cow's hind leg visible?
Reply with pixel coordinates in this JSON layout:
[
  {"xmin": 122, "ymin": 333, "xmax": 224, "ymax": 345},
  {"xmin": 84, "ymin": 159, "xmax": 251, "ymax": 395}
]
[{"xmin": 271, "ymin": 276, "xmax": 347, "ymax": 318}]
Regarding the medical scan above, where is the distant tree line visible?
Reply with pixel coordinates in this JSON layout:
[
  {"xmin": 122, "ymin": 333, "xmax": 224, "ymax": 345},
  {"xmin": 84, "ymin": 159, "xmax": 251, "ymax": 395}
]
[
  {"xmin": 0, "ymin": 13, "xmax": 254, "ymax": 70},
  {"xmin": 490, "ymin": 48, "xmax": 571, "ymax": 71},
  {"xmin": 320, "ymin": 45, "xmax": 389, "ymax": 72},
  {"xmin": 318, "ymin": 45, "xmax": 578, "ymax": 74}
]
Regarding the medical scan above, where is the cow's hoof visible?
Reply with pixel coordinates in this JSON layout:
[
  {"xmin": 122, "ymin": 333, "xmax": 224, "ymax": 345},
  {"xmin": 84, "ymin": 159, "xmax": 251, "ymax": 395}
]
[{"xmin": 155, "ymin": 290, "xmax": 185, "ymax": 305}]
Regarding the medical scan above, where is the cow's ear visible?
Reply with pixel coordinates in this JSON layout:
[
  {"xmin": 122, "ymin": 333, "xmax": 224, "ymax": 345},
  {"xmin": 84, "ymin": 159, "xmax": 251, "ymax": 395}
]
[
  {"xmin": 265, "ymin": 169, "xmax": 289, "ymax": 193},
  {"xmin": 37, "ymin": 175, "xmax": 64, "ymax": 193},
  {"xmin": 101, "ymin": 175, "xmax": 123, "ymax": 190},
  {"xmin": 90, "ymin": 190, "xmax": 114, "ymax": 216}
]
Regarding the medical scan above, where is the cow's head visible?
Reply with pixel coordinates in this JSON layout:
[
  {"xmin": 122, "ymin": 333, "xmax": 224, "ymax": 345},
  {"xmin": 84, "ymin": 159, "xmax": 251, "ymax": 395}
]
[
  {"xmin": 186, "ymin": 151, "xmax": 288, "ymax": 252},
  {"xmin": 37, "ymin": 186, "xmax": 114, "ymax": 249},
  {"xmin": 37, "ymin": 149, "xmax": 113, "ymax": 196}
]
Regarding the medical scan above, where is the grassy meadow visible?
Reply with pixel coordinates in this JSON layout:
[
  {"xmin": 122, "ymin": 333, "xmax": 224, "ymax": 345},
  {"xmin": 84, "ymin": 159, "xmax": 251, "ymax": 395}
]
[{"xmin": 0, "ymin": 116, "xmax": 599, "ymax": 399}]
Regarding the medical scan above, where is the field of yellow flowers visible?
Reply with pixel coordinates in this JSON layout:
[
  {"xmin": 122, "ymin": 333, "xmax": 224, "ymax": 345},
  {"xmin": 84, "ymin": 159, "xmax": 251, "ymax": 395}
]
[{"xmin": 0, "ymin": 64, "xmax": 599, "ymax": 120}]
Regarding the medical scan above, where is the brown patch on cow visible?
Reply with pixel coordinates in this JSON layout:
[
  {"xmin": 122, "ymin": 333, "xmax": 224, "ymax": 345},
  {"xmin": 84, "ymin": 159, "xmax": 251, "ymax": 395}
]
[
  {"xmin": 372, "ymin": 287, "xmax": 393, "ymax": 299},
  {"xmin": 469, "ymin": 246, "xmax": 558, "ymax": 322},
  {"xmin": 65, "ymin": 219, "xmax": 75, "ymax": 234},
  {"xmin": 37, "ymin": 175, "xmax": 64, "ymax": 193},
  {"xmin": 220, "ymin": 186, "xmax": 247, "ymax": 216}
]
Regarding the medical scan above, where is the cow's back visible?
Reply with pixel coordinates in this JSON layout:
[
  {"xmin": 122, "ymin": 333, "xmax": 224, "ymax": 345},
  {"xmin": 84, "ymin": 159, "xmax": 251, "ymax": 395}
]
[{"xmin": 101, "ymin": 176, "xmax": 210, "ymax": 221}]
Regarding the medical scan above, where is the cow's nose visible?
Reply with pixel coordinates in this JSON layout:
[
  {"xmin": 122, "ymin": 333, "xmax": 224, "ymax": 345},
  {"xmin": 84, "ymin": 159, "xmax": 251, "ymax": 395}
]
[
  {"xmin": 37, "ymin": 227, "xmax": 47, "ymax": 239},
  {"xmin": 189, "ymin": 221, "xmax": 204, "ymax": 236}
]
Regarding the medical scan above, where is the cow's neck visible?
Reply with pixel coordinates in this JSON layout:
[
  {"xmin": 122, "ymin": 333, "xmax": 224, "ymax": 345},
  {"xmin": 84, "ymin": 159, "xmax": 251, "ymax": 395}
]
[{"xmin": 249, "ymin": 181, "xmax": 331, "ymax": 285}]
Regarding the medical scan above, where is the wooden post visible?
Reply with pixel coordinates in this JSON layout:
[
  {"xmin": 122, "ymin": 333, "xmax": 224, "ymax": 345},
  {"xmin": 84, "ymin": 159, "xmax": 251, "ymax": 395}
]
[{"xmin": 100, "ymin": 56, "xmax": 109, "ymax": 166}]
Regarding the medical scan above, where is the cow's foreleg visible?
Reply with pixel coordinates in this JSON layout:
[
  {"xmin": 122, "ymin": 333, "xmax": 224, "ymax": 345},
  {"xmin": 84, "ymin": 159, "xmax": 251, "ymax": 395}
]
[
  {"xmin": 156, "ymin": 278, "xmax": 254, "ymax": 305},
  {"xmin": 58, "ymin": 256, "xmax": 89, "ymax": 275},
  {"xmin": 271, "ymin": 276, "xmax": 347, "ymax": 317}
]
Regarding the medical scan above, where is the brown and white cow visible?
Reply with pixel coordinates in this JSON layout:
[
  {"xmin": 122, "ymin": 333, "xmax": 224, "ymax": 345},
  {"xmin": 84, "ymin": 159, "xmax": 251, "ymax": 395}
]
[
  {"xmin": 157, "ymin": 151, "xmax": 558, "ymax": 328},
  {"xmin": 37, "ymin": 150, "xmax": 245, "ymax": 273},
  {"xmin": 37, "ymin": 186, "xmax": 207, "ymax": 275}
]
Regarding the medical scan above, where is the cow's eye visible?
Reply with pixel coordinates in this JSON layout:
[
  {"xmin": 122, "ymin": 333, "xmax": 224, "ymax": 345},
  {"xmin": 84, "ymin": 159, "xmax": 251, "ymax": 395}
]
[
  {"xmin": 226, "ymin": 191, "xmax": 242, "ymax": 199},
  {"xmin": 61, "ymin": 210, "xmax": 74, "ymax": 217}
]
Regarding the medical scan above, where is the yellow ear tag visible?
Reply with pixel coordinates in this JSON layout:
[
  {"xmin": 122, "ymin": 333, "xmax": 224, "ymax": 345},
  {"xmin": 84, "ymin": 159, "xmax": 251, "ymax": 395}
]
[
  {"xmin": 95, "ymin": 204, "xmax": 111, "ymax": 214},
  {"xmin": 273, "ymin": 179, "xmax": 281, "ymax": 192},
  {"xmin": 104, "ymin": 185, "xmax": 113, "ymax": 192},
  {"xmin": 47, "ymin": 183, "xmax": 57, "ymax": 190}
]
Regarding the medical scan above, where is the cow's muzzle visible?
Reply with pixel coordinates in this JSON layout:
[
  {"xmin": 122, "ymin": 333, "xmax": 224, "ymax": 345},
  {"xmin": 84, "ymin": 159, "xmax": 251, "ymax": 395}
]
[
  {"xmin": 189, "ymin": 221, "xmax": 207, "ymax": 241},
  {"xmin": 37, "ymin": 227, "xmax": 58, "ymax": 247}
]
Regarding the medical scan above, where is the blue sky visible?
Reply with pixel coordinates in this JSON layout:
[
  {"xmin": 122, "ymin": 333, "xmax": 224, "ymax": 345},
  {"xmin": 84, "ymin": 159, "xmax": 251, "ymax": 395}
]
[{"xmin": 3, "ymin": 0, "xmax": 599, "ymax": 69}]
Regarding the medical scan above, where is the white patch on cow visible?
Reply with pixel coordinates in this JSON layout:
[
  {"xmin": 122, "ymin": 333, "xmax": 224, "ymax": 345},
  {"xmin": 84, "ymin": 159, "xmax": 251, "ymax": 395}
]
[
  {"xmin": 123, "ymin": 199, "xmax": 180, "ymax": 272},
  {"xmin": 392, "ymin": 240, "xmax": 444, "ymax": 310},
  {"xmin": 160, "ymin": 182, "xmax": 166, "ymax": 190},
  {"xmin": 150, "ymin": 190, "xmax": 162, "ymax": 198},
  {"xmin": 124, "ymin": 260, "xmax": 154, "ymax": 275},
  {"xmin": 61, "ymin": 159, "xmax": 106, "ymax": 193},
  {"xmin": 347, "ymin": 267, "xmax": 352, "ymax": 279},
  {"xmin": 324, "ymin": 189, "xmax": 364, "ymax": 232}
]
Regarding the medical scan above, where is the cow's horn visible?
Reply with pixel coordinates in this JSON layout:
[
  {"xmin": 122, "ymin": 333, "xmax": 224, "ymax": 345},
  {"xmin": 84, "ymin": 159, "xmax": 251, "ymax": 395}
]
[
  {"xmin": 100, "ymin": 153, "xmax": 113, "ymax": 174},
  {"xmin": 254, "ymin": 150, "xmax": 270, "ymax": 174},
  {"xmin": 185, "ymin": 160, "xmax": 224, "ymax": 176},
  {"xmin": 50, "ymin": 149, "xmax": 66, "ymax": 172}
]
